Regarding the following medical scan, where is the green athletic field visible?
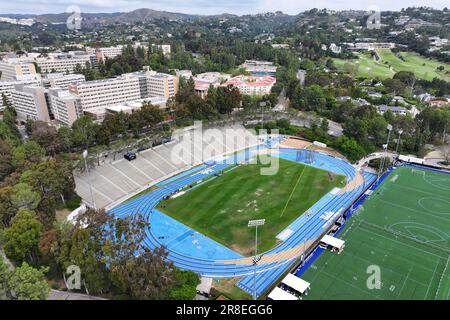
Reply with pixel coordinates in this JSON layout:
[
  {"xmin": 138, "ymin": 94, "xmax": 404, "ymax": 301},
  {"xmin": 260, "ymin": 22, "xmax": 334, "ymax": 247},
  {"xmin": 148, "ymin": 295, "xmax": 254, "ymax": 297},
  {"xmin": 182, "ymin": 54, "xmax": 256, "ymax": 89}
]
[
  {"xmin": 158, "ymin": 158, "xmax": 346, "ymax": 256},
  {"xmin": 333, "ymin": 49, "xmax": 450, "ymax": 82},
  {"xmin": 302, "ymin": 165, "xmax": 450, "ymax": 300}
]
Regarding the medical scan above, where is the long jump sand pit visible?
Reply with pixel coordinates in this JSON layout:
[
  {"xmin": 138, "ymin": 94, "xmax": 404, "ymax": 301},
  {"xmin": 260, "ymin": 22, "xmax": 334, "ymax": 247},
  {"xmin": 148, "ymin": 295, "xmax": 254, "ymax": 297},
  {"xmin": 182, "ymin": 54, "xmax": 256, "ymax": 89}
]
[
  {"xmin": 279, "ymin": 137, "xmax": 312, "ymax": 149},
  {"xmin": 308, "ymin": 144, "xmax": 345, "ymax": 159}
]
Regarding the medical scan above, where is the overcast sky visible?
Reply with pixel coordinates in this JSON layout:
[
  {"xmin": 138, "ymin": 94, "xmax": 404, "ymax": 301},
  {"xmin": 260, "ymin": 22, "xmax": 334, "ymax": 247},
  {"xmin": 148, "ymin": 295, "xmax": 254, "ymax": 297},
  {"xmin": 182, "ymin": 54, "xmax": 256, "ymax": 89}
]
[{"xmin": 0, "ymin": 0, "xmax": 448, "ymax": 15}]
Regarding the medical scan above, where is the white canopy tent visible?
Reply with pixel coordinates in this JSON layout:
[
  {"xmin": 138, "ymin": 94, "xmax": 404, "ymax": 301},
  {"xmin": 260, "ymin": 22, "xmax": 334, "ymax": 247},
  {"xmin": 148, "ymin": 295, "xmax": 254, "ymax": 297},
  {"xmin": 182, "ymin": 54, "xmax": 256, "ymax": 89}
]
[
  {"xmin": 281, "ymin": 274, "xmax": 311, "ymax": 295},
  {"xmin": 321, "ymin": 234, "xmax": 345, "ymax": 253},
  {"xmin": 398, "ymin": 154, "xmax": 425, "ymax": 165},
  {"xmin": 268, "ymin": 287, "xmax": 298, "ymax": 300}
]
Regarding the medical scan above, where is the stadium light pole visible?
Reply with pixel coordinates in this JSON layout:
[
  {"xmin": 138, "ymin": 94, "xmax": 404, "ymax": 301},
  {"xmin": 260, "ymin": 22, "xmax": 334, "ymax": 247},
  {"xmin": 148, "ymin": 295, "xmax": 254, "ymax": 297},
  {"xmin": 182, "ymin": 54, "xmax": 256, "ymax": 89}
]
[
  {"xmin": 378, "ymin": 124, "xmax": 393, "ymax": 183},
  {"xmin": 248, "ymin": 219, "xmax": 265, "ymax": 300},
  {"xmin": 395, "ymin": 129, "xmax": 404, "ymax": 155},
  {"xmin": 377, "ymin": 143, "xmax": 388, "ymax": 184},
  {"xmin": 83, "ymin": 150, "xmax": 96, "ymax": 210}
]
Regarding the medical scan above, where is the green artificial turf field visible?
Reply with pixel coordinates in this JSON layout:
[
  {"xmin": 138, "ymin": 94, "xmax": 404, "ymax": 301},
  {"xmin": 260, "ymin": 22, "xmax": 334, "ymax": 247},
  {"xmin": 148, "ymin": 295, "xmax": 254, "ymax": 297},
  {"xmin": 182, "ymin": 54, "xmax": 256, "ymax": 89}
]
[
  {"xmin": 333, "ymin": 49, "xmax": 450, "ymax": 82},
  {"xmin": 158, "ymin": 158, "xmax": 346, "ymax": 256},
  {"xmin": 301, "ymin": 165, "xmax": 450, "ymax": 300}
]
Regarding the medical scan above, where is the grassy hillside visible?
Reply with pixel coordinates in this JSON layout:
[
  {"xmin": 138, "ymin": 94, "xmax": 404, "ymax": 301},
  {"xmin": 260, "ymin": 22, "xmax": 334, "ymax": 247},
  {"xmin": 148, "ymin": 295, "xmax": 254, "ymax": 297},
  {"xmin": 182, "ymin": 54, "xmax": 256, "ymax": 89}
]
[{"xmin": 333, "ymin": 49, "xmax": 450, "ymax": 82}]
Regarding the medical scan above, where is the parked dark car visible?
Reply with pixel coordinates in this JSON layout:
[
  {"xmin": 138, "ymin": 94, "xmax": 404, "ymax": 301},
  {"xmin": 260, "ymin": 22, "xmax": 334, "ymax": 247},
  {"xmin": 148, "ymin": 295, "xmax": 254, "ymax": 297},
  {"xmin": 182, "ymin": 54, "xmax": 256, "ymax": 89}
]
[{"xmin": 124, "ymin": 152, "xmax": 137, "ymax": 161}]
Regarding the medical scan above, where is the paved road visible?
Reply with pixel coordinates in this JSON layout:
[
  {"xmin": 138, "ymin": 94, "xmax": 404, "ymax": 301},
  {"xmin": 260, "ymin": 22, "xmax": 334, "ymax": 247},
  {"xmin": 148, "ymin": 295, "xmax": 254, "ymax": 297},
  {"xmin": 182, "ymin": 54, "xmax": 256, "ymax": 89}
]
[
  {"xmin": 424, "ymin": 157, "xmax": 450, "ymax": 169},
  {"xmin": 273, "ymin": 89, "xmax": 288, "ymax": 111},
  {"xmin": 48, "ymin": 289, "xmax": 106, "ymax": 300},
  {"xmin": 288, "ymin": 117, "xmax": 343, "ymax": 137},
  {"xmin": 357, "ymin": 152, "xmax": 397, "ymax": 167}
]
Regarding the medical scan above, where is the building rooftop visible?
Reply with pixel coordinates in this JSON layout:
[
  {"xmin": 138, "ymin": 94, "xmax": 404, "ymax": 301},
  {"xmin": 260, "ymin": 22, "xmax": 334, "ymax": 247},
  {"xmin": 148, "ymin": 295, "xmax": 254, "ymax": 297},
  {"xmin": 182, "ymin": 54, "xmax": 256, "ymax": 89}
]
[{"xmin": 223, "ymin": 75, "xmax": 276, "ymax": 87}]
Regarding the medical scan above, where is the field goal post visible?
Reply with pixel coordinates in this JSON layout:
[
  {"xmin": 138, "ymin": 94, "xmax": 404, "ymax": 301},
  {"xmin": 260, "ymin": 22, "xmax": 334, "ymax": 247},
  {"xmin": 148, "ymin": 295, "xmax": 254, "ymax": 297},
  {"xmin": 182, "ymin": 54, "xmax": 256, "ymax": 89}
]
[{"xmin": 411, "ymin": 168, "xmax": 425, "ymax": 176}]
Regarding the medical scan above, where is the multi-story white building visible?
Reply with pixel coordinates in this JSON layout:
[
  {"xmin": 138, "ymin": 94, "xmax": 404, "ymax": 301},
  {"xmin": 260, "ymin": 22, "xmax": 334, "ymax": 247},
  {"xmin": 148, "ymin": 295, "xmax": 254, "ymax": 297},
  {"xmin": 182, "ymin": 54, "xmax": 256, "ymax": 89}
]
[
  {"xmin": 353, "ymin": 42, "xmax": 396, "ymax": 50},
  {"xmin": 145, "ymin": 71, "xmax": 179, "ymax": 99},
  {"xmin": 10, "ymin": 85, "xmax": 50, "ymax": 122},
  {"xmin": 84, "ymin": 96, "xmax": 167, "ymax": 123},
  {"xmin": 42, "ymin": 73, "xmax": 86, "ymax": 89},
  {"xmin": 0, "ymin": 75, "xmax": 41, "ymax": 111},
  {"xmin": 194, "ymin": 72, "xmax": 231, "ymax": 84},
  {"xmin": 329, "ymin": 43, "xmax": 342, "ymax": 54},
  {"xmin": 241, "ymin": 60, "xmax": 277, "ymax": 76},
  {"xmin": 176, "ymin": 70, "xmax": 193, "ymax": 79},
  {"xmin": 192, "ymin": 72, "xmax": 231, "ymax": 99},
  {"xmin": 68, "ymin": 74, "xmax": 142, "ymax": 111},
  {"xmin": 0, "ymin": 60, "xmax": 37, "ymax": 81},
  {"xmin": 47, "ymin": 88, "xmax": 83, "ymax": 126},
  {"xmin": 126, "ymin": 69, "xmax": 179, "ymax": 99},
  {"xmin": 152, "ymin": 44, "xmax": 171, "ymax": 56},
  {"xmin": 36, "ymin": 52, "xmax": 94, "ymax": 74},
  {"xmin": 222, "ymin": 75, "xmax": 276, "ymax": 96},
  {"xmin": 86, "ymin": 45, "xmax": 124, "ymax": 62}
]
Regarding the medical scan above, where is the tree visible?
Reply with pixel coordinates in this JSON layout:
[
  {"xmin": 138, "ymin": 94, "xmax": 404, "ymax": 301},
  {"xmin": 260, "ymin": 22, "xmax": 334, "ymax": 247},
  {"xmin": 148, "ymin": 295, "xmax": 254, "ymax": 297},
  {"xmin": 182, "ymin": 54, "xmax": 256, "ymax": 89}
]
[
  {"xmin": 102, "ymin": 112, "xmax": 129, "ymax": 139},
  {"xmin": 291, "ymin": 84, "xmax": 327, "ymax": 112},
  {"xmin": 368, "ymin": 116, "xmax": 389, "ymax": 146},
  {"xmin": 0, "ymin": 104, "xmax": 21, "ymax": 145},
  {"xmin": 184, "ymin": 95, "xmax": 217, "ymax": 119},
  {"xmin": 140, "ymin": 103, "xmax": 165, "ymax": 126},
  {"xmin": 11, "ymin": 183, "xmax": 41, "ymax": 211},
  {"xmin": 103, "ymin": 213, "xmax": 177, "ymax": 299},
  {"xmin": 11, "ymin": 141, "xmax": 45, "ymax": 169},
  {"xmin": 216, "ymin": 86, "xmax": 241, "ymax": 114},
  {"xmin": 168, "ymin": 269, "xmax": 200, "ymax": 300},
  {"xmin": 1, "ymin": 105, "xmax": 21, "ymax": 141},
  {"xmin": 176, "ymin": 76, "xmax": 195, "ymax": 104},
  {"xmin": 29, "ymin": 121, "xmax": 59, "ymax": 156},
  {"xmin": 57, "ymin": 126, "xmax": 74, "ymax": 153},
  {"xmin": 383, "ymin": 78, "xmax": 406, "ymax": 96},
  {"xmin": 7, "ymin": 262, "xmax": 50, "ymax": 300},
  {"xmin": 394, "ymin": 71, "xmax": 416, "ymax": 97},
  {"xmin": 0, "ymin": 139, "xmax": 14, "ymax": 180},
  {"xmin": 38, "ymin": 228, "xmax": 60, "ymax": 266},
  {"xmin": 71, "ymin": 116, "xmax": 97, "ymax": 149},
  {"xmin": 3, "ymin": 209, "xmax": 43, "ymax": 263},
  {"xmin": 336, "ymin": 136, "xmax": 366, "ymax": 163},
  {"xmin": 320, "ymin": 118, "xmax": 329, "ymax": 133},
  {"xmin": 20, "ymin": 160, "xmax": 73, "ymax": 226},
  {"xmin": 0, "ymin": 187, "xmax": 16, "ymax": 228},
  {"xmin": 0, "ymin": 256, "xmax": 10, "ymax": 299},
  {"xmin": 52, "ymin": 209, "xmax": 110, "ymax": 295}
]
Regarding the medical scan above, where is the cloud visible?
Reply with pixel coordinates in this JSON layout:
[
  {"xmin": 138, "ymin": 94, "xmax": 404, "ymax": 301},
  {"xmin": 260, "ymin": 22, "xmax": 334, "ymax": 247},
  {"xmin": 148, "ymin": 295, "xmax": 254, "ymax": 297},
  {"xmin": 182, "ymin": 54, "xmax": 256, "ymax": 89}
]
[
  {"xmin": 0, "ymin": 0, "xmax": 447, "ymax": 15},
  {"xmin": 259, "ymin": 0, "xmax": 448, "ymax": 14}
]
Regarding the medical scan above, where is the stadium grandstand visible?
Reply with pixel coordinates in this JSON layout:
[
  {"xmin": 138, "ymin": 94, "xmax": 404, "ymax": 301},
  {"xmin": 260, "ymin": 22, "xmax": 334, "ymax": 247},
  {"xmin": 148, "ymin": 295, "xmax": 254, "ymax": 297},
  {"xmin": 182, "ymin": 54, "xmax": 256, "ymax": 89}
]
[
  {"xmin": 102, "ymin": 133, "xmax": 377, "ymax": 298},
  {"xmin": 74, "ymin": 124, "xmax": 259, "ymax": 209}
]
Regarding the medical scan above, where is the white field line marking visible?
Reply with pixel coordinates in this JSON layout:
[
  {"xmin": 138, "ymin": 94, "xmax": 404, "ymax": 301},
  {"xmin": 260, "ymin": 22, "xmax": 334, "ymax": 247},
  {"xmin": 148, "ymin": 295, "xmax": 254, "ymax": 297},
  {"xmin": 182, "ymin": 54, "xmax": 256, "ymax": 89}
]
[
  {"xmin": 280, "ymin": 165, "xmax": 307, "ymax": 218},
  {"xmin": 435, "ymin": 254, "xmax": 450, "ymax": 300}
]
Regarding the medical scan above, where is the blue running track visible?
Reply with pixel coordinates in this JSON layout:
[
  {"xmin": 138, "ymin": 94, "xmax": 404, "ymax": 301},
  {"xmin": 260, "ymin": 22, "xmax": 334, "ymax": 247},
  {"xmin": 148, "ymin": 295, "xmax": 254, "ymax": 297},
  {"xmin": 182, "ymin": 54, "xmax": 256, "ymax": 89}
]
[{"xmin": 110, "ymin": 141, "xmax": 376, "ymax": 297}]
